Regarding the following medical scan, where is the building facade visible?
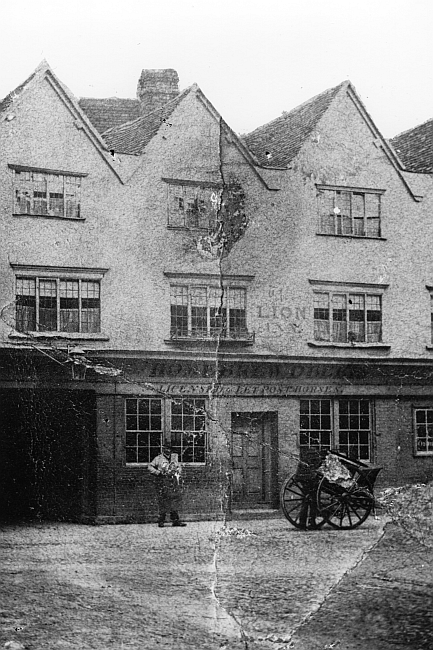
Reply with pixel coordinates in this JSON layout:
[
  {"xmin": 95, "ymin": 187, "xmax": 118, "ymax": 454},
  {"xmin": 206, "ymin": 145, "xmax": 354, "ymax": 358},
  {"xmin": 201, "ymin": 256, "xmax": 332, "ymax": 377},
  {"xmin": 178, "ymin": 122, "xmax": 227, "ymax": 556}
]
[{"xmin": 0, "ymin": 62, "xmax": 432, "ymax": 523}]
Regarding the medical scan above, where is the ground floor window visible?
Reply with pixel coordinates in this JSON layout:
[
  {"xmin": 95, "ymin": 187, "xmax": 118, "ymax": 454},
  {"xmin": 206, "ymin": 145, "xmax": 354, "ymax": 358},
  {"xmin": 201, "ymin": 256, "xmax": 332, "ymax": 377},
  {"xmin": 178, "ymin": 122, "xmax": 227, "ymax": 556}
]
[
  {"xmin": 413, "ymin": 408, "xmax": 433, "ymax": 455},
  {"xmin": 171, "ymin": 398, "xmax": 206, "ymax": 463},
  {"xmin": 125, "ymin": 398, "xmax": 163, "ymax": 464},
  {"xmin": 300, "ymin": 398, "xmax": 372, "ymax": 460},
  {"xmin": 125, "ymin": 397, "xmax": 207, "ymax": 464}
]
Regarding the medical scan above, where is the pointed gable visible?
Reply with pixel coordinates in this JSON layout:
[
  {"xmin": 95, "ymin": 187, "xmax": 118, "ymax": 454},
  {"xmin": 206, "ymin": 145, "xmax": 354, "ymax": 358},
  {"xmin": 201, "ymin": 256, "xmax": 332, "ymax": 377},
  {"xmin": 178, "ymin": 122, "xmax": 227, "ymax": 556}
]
[
  {"xmin": 243, "ymin": 82, "xmax": 347, "ymax": 167},
  {"xmin": 390, "ymin": 120, "xmax": 433, "ymax": 173}
]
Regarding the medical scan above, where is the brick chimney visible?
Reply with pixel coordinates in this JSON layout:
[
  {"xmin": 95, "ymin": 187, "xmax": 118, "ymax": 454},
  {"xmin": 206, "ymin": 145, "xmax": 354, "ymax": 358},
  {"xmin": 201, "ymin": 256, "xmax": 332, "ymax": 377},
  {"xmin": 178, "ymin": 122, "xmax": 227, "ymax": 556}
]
[{"xmin": 136, "ymin": 69, "xmax": 179, "ymax": 115}]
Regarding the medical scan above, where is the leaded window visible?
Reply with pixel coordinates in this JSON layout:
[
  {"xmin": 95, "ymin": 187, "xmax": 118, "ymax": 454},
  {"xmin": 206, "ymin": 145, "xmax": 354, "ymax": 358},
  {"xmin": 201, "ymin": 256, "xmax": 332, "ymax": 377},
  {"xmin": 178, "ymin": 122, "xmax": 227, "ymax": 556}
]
[
  {"xmin": 318, "ymin": 188, "xmax": 382, "ymax": 237},
  {"xmin": 15, "ymin": 277, "xmax": 100, "ymax": 333},
  {"xmin": 313, "ymin": 291, "xmax": 382, "ymax": 343},
  {"xmin": 168, "ymin": 184, "xmax": 219, "ymax": 229},
  {"xmin": 13, "ymin": 168, "xmax": 82, "ymax": 219},
  {"xmin": 170, "ymin": 285, "xmax": 249, "ymax": 340}
]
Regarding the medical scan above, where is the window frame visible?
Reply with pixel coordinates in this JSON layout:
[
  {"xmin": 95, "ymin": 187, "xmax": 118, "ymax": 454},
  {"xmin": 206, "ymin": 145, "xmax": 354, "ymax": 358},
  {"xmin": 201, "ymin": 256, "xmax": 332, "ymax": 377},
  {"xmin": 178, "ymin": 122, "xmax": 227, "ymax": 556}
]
[
  {"xmin": 125, "ymin": 397, "xmax": 164, "ymax": 465},
  {"xmin": 313, "ymin": 290, "xmax": 382, "ymax": 344},
  {"xmin": 11, "ymin": 265, "xmax": 108, "ymax": 339},
  {"xmin": 125, "ymin": 396, "xmax": 208, "ymax": 466},
  {"xmin": 316, "ymin": 184, "xmax": 384, "ymax": 239},
  {"xmin": 163, "ymin": 177, "xmax": 222, "ymax": 230},
  {"xmin": 169, "ymin": 283, "xmax": 251, "ymax": 342},
  {"xmin": 413, "ymin": 406, "xmax": 433, "ymax": 457},
  {"xmin": 299, "ymin": 398, "xmax": 373, "ymax": 461},
  {"xmin": 309, "ymin": 280, "xmax": 388, "ymax": 348},
  {"xmin": 9, "ymin": 164, "xmax": 86, "ymax": 221},
  {"xmin": 171, "ymin": 397, "xmax": 207, "ymax": 464}
]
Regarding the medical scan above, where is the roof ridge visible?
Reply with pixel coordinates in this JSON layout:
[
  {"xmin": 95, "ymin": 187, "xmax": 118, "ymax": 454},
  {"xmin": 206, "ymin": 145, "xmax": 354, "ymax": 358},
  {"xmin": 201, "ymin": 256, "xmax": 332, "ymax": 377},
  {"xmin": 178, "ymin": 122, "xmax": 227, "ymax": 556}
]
[
  {"xmin": 391, "ymin": 115, "xmax": 433, "ymax": 141},
  {"xmin": 246, "ymin": 80, "xmax": 349, "ymax": 137},
  {"xmin": 80, "ymin": 96, "xmax": 139, "ymax": 101}
]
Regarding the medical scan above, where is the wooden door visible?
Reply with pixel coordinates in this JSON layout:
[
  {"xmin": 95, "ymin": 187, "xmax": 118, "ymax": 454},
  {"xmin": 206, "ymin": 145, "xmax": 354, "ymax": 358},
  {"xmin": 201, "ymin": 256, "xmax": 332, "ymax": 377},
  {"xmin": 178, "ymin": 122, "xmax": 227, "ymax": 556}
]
[{"xmin": 231, "ymin": 412, "xmax": 278, "ymax": 507}]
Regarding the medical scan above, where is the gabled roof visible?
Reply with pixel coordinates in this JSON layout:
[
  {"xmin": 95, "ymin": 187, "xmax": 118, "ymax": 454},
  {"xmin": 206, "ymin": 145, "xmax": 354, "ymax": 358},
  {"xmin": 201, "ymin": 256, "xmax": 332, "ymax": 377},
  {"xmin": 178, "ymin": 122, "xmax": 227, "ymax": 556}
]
[
  {"xmin": 0, "ymin": 60, "xmax": 124, "ymax": 182},
  {"xmin": 243, "ymin": 81, "xmax": 347, "ymax": 167},
  {"xmin": 390, "ymin": 120, "xmax": 433, "ymax": 173},
  {"xmin": 101, "ymin": 87, "xmax": 192, "ymax": 155},
  {"xmin": 78, "ymin": 97, "xmax": 141, "ymax": 135}
]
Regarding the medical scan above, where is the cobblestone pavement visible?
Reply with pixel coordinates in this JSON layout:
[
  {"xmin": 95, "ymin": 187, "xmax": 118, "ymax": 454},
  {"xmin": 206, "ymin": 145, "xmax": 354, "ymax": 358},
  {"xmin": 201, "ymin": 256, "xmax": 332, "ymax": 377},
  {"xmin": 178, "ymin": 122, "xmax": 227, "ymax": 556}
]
[{"xmin": 0, "ymin": 515, "xmax": 391, "ymax": 649}]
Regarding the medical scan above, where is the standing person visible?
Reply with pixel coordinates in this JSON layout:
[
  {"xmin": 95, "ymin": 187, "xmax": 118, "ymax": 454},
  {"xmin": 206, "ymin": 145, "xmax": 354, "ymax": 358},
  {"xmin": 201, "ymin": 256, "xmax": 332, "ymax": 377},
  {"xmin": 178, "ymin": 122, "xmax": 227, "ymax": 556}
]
[{"xmin": 148, "ymin": 442, "xmax": 186, "ymax": 527}]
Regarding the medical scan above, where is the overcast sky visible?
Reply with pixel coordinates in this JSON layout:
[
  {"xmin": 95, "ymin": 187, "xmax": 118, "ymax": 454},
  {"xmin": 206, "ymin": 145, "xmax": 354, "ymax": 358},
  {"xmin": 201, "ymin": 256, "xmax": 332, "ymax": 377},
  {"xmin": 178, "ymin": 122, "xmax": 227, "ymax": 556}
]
[{"xmin": 1, "ymin": 0, "xmax": 432, "ymax": 138}]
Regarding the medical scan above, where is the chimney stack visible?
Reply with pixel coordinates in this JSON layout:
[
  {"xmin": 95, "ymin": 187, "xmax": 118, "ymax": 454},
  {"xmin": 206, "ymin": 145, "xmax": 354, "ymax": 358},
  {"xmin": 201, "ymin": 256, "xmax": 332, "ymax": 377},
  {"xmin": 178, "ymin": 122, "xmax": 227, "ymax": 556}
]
[{"xmin": 136, "ymin": 69, "xmax": 179, "ymax": 115}]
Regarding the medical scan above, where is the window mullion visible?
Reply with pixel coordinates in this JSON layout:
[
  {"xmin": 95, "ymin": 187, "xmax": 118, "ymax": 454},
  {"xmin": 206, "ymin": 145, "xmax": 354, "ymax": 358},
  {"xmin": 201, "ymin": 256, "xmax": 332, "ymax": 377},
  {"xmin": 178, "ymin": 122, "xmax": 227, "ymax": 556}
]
[
  {"xmin": 35, "ymin": 277, "xmax": 40, "ymax": 332},
  {"xmin": 333, "ymin": 191, "xmax": 337, "ymax": 234},
  {"xmin": 62, "ymin": 175, "xmax": 65, "ymax": 218},
  {"xmin": 46, "ymin": 175, "xmax": 50, "ymax": 215},
  {"xmin": 187, "ymin": 287, "xmax": 192, "ymax": 336},
  {"xmin": 206, "ymin": 286, "xmax": 210, "ymax": 337},
  {"xmin": 78, "ymin": 279, "xmax": 82, "ymax": 333},
  {"xmin": 164, "ymin": 398, "xmax": 170, "ymax": 447},
  {"xmin": 364, "ymin": 292, "xmax": 367, "ymax": 342},
  {"xmin": 226, "ymin": 286, "xmax": 230, "ymax": 337},
  {"xmin": 333, "ymin": 400, "xmax": 339, "ymax": 450},
  {"xmin": 345, "ymin": 292, "xmax": 349, "ymax": 343},
  {"xmin": 56, "ymin": 278, "xmax": 60, "ymax": 331},
  {"xmin": 350, "ymin": 192, "xmax": 354, "ymax": 234},
  {"xmin": 378, "ymin": 195, "xmax": 382, "ymax": 237},
  {"xmin": 363, "ymin": 193, "xmax": 367, "ymax": 235}
]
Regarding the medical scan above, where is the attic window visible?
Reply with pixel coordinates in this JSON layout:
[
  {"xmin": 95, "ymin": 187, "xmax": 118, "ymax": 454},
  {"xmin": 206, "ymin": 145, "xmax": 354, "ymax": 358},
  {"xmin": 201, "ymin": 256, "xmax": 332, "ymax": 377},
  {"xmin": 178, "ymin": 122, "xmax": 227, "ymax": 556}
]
[
  {"xmin": 317, "ymin": 186, "xmax": 384, "ymax": 238},
  {"xmin": 10, "ymin": 166, "xmax": 85, "ymax": 220}
]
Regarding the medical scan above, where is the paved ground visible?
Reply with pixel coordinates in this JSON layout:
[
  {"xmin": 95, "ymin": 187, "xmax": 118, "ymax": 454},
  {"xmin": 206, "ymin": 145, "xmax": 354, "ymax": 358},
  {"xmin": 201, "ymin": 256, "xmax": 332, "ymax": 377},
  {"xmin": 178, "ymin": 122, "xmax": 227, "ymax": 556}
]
[{"xmin": 0, "ymin": 515, "xmax": 432, "ymax": 649}]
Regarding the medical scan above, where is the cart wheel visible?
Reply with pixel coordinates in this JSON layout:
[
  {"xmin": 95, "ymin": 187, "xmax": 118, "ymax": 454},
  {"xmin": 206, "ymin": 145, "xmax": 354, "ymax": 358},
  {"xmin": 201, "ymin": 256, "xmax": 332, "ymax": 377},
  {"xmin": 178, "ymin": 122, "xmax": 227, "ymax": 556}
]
[
  {"xmin": 317, "ymin": 478, "xmax": 373, "ymax": 530},
  {"xmin": 280, "ymin": 476, "xmax": 327, "ymax": 530}
]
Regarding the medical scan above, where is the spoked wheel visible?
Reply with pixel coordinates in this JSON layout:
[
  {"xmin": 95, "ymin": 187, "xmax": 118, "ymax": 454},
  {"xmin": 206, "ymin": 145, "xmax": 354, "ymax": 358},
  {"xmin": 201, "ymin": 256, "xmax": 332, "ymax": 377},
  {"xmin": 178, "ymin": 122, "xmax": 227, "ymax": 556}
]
[
  {"xmin": 280, "ymin": 476, "xmax": 328, "ymax": 530},
  {"xmin": 317, "ymin": 477, "xmax": 373, "ymax": 530}
]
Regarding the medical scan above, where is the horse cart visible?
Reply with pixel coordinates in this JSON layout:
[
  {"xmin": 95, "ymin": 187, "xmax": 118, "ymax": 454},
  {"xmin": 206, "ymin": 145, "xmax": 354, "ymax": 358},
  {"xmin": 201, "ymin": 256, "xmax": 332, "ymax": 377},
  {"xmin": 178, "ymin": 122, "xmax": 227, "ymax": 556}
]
[{"xmin": 280, "ymin": 449, "xmax": 382, "ymax": 530}]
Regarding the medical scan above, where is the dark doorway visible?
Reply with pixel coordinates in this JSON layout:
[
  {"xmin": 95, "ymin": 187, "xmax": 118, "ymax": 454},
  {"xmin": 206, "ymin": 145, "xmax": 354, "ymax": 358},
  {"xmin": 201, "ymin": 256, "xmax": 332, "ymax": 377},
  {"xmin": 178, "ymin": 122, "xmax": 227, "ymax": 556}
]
[
  {"xmin": 0, "ymin": 389, "xmax": 96, "ymax": 522},
  {"xmin": 231, "ymin": 411, "xmax": 278, "ymax": 508}
]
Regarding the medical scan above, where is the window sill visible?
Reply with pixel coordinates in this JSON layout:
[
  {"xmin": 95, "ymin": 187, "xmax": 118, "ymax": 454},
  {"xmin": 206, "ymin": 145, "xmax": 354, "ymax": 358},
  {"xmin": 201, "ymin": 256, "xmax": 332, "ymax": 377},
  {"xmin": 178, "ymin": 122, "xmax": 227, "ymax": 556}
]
[
  {"xmin": 308, "ymin": 341, "xmax": 390, "ymax": 349},
  {"xmin": 166, "ymin": 225, "xmax": 212, "ymax": 232},
  {"xmin": 316, "ymin": 233, "xmax": 386, "ymax": 241},
  {"xmin": 165, "ymin": 334, "xmax": 255, "ymax": 347},
  {"xmin": 13, "ymin": 213, "xmax": 85, "ymax": 222},
  {"xmin": 413, "ymin": 453, "xmax": 433, "ymax": 457},
  {"xmin": 9, "ymin": 331, "xmax": 109, "ymax": 341}
]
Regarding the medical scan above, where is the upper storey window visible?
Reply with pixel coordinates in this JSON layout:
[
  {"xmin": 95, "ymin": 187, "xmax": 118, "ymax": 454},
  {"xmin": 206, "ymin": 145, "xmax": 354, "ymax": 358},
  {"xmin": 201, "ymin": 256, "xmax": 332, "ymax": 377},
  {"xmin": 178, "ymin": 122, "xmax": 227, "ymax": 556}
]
[
  {"xmin": 164, "ymin": 178, "xmax": 221, "ymax": 230},
  {"xmin": 313, "ymin": 291, "xmax": 382, "ymax": 344},
  {"xmin": 317, "ymin": 185, "xmax": 383, "ymax": 238},
  {"xmin": 16, "ymin": 277, "xmax": 100, "ymax": 334},
  {"xmin": 10, "ymin": 165, "xmax": 85, "ymax": 220}
]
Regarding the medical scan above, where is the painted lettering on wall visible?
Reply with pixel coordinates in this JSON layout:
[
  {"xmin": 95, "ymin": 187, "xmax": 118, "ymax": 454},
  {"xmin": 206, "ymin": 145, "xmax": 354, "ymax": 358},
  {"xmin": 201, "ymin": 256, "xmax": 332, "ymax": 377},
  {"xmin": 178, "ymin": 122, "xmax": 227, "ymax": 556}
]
[
  {"xmin": 256, "ymin": 289, "xmax": 308, "ymax": 342},
  {"xmin": 147, "ymin": 383, "xmax": 344, "ymax": 397}
]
